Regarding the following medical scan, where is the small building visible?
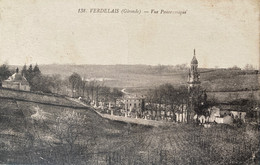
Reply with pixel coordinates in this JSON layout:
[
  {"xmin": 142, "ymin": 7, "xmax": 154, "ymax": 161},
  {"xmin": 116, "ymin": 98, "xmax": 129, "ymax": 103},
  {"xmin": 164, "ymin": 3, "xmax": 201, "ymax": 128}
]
[
  {"xmin": 219, "ymin": 110, "xmax": 231, "ymax": 117},
  {"xmin": 124, "ymin": 95, "xmax": 145, "ymax": 116},
  {"xmin": 207, "ymin": 106, "xmax": 221, "ymax": 122},
  {"xmin": 175, "ymin": 105, "xmax": 188, "ymax": 123},
  {"xmin": 230, "ymin": 111, "xmax": 246, "ymax": 122},
  {"xmin": 175, "ymin": 110, "xmax": 187, "ymax": 123},
  {"xmin": 218, "ymin": 104, "xmax": 247, "ymax": 122},
  {"xmin": 215, "ymin": 115, "xmax": 233, "ymax": 124},
  {"xmin": 207, "ymin": 104, "xmax": 247, "ymax": 124},
  {"xmin": 2, "ymin": 68, "xmax": 30, "ymax": 91}
]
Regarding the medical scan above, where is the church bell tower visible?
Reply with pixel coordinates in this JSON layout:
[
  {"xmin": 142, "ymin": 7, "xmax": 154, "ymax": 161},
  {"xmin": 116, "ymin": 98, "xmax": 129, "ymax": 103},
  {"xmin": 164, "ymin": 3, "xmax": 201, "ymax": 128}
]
[
  {"xmin": 187, "ymin": 49, "xmax": 201, "ymax": 123},
  {"xmin": 188, "ymin": 49, "xmax": 200, "ymax": 92}
]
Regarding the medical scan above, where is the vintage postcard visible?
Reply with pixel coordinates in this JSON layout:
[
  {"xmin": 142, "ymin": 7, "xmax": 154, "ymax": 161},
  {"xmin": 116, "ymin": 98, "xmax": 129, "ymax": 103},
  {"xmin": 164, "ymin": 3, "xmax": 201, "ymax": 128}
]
[{"xmin": 0, "ymin": 0, "xmax": 259, "ymax": 164}]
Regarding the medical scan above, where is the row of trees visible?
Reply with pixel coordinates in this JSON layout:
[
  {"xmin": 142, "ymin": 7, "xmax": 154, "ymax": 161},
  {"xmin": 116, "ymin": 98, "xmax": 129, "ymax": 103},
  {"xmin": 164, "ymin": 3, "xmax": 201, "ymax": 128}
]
[
  {"xmin": 145, "ymin": 83, "xmax": 207, "ymax": 121},
  {"xmin": 228, "ymin": 64, "xmax": 257, "ymax": 70},
  {"xmin": 21, "ymin": 64, "xmax": 41, "ymax": 84},
  {"xmin": 68, "ymin": 72, "xmax": 123, "ymax": 105},
  {"xmin": 21, "ymin": 65, "xmax": 123, "ymax": 103},
  {"xmin": 146, "ymin": 84, "xmax": 189, "ymax": 117}
]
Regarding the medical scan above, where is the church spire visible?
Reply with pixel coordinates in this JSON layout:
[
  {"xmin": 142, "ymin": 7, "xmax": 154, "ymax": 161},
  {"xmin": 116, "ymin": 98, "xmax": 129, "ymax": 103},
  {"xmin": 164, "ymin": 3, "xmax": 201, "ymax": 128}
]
[
  {"xmin": 187, "ymin": 49, "xmax": 201, "ymax": 124},
  {"xmin": 191, "ymin": 49, "xmax": 198, "ymax": 65},
  {"xmin": 188, "ymin": 49, "xmax": 200, "ymax": 84}
]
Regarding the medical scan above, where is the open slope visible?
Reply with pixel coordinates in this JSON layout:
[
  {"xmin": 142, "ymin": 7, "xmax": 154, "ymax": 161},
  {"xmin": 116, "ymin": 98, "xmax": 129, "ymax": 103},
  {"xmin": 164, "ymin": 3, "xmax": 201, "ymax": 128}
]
[
  {"xmin": 0, "ymin": 89, "xmax": 259, "ymax": 164},
  {"xmin": 0, "ymin": 89, "xmax": 128, "ymax": 164}
]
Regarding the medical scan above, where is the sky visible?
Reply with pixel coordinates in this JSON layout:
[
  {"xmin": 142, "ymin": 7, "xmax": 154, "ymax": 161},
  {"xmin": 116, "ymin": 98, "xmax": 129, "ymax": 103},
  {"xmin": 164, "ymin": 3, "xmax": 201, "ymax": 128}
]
[{"xmin": 0, "ymin": 0, "xmax": 259, "ymax": 68}]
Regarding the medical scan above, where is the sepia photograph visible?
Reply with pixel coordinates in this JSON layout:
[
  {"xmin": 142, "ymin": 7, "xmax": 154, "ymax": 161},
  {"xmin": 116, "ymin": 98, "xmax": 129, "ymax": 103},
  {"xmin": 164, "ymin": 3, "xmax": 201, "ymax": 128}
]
[{"xmin": 0, "ymin": 0, "xmax": 259, "ymax": 164}]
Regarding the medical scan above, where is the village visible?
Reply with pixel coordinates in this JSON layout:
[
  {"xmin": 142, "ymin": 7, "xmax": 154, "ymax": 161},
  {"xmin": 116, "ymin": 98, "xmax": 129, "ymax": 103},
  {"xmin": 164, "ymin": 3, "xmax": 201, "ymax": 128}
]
[
  {"xmin": 0, "ymin": 1, "xmax": 259, "ymax": 163},
  {"xmin": 1, "ymin": 50, "xmax": 258, "ymax": 128},
  {"xmin": 81, "ymin": 52, "xmax": 259, "ymax": 127},
  {"xmin": 0, "ymin": 52, "xmax": 259, "ymax": 164}
]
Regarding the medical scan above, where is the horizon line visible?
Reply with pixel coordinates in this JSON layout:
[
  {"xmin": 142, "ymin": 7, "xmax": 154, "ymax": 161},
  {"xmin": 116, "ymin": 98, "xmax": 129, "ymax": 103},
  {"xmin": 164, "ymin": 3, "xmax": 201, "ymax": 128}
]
[{"xmin": 5, "ymin": 63, "xmax": 258, "ymax": 70}]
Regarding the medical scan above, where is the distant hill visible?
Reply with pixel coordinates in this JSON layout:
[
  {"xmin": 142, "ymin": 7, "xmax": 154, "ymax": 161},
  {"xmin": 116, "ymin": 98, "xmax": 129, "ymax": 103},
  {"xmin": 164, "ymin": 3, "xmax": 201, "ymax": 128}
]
[{"xmin": 37, "ymin": 64, "xmax": 259, "ymax": 91}]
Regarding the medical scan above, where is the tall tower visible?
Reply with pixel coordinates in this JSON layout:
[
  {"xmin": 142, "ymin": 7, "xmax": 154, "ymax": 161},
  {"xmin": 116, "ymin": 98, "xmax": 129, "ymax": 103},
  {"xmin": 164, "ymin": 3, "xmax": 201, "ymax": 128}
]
[
  {"xmin": 188, "ymin": 49, "xmax": 200, "ymax": 91},
  {"xmin": 187, "ymin": 49, "xmax": 201, "ymax": 123}
]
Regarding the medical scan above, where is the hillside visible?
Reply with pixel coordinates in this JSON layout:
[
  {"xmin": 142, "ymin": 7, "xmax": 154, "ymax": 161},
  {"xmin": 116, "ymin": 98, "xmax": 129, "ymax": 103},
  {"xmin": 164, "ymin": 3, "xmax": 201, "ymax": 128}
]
[
  {"xmin": 0, "ymin": 89, "xmax": 259, "ymax": 164},
  {"xmin": 0, "ymin": 89, "xmax": 128, "ymax": 164}
]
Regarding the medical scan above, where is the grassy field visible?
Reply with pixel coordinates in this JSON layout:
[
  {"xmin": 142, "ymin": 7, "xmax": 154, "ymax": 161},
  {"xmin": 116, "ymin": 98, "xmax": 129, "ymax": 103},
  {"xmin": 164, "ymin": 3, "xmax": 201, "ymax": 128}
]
[{"xmin": 0, "ymin": 93, "xmax": 259, "ymax": 164}]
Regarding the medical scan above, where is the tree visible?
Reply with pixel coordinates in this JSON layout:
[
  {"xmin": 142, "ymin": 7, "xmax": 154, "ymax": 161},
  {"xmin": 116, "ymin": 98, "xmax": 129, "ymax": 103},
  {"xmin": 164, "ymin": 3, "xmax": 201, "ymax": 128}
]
[
  {"xmin": 0, "ymin": 64, "xmax": 11, "ymax": 86},
  {"xmin": 244, "ymin": 64, "xmax": 255, "ymax": 70},
  {"xmin": 88, "ymin": 81, "xmax": 96, "ymax": 101},
  {"xmin": 68, "ymin": 73, "xmax": 82, "ymax": 97},
  {"xmin": 95, "ymin": 83, "xmax": 101, "ymax": 107},
  {"xmin": 26, "ymin": 64, "xmax": 44, "ymax": 92},
  {"xmin": 30, "ymin": 109, "xmax": 97, "ymax": 164},
  {"xmin": 49, "ymin": 74, "xmax": 63, "ymax": 94},
  {"xmin": 21, "ymin": 64, "xmax": 27, "ymax": 77},
  {"xmin": 33, "ymin": 64, "xmax": 41, "ymax": 76},
  {"xmin": 30, "ymin": 74, "xmax": 43, "ymax": 92},
  {"xmin": 98, "ymin": 86, "xmax": 110, "ymax": 102},
  {"xmin": 189, "ymin": 86, "xmax": 208, "ymax": 118},
  {"xmin": 109, "ymin": 88, "xmax": 123, "ymax": 105},
  {"xmin": 25, "ymin": 64, "xmax": 34, "ymax": 84},
  {"xmin": 31, "ymin": 75, "xmax": 52, "ymax": 93},
  {"xmin": 81, "ymin": 79, "xmax": 87, "ymax": 97}
]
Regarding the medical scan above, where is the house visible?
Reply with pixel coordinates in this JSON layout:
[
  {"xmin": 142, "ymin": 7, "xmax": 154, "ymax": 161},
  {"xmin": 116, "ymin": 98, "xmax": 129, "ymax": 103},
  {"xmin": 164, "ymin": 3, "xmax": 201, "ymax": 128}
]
[
  {"xmin": 175, "ymin": 105, "xmax": 188, "ymax": 122},
  {"xmin": 219, "ymin": 110, "xmax": 231, "ymax": 117},
  {"xmin": 207, "ymin": 104, "xmax": 247, "ymax": 124},
  {"xmin": 219, "ymin": 104, "xmax": 247, "ymax": 122},
  {"xmin": 230, "ymin": 111, "xmax": 246, "ymax": 122},
  {"xmin": 124, "ymin": 95, "xmax": 145, "ymax": 117},
  {"xmin": 2, "ymin": 68, "xmax": 30, "ymax": 91},
  {"xmin": 215, "ymin": 115, "xmax": 233, "ymax": 124},
  {"xmin": 208, "ymin": 106, "xmax": 220, "ymax": 122}
]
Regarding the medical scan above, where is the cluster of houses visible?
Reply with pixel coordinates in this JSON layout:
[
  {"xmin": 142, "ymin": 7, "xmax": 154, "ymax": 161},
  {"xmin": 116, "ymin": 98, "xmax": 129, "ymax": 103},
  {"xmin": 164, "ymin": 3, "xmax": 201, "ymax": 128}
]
[
  {"xmin": 92, "ymin": 51, "xmax": 256, "ymax": 125},
  {"xmin": 93, "ymin": 96, "xmax": 251, "ymax": 125},
  {"xmin": 194, "ymin": 106, "xmax": 247, "ymax": 125},
  {"xmin": 90, "ymin": 95, "xmax": 145, "ymax": 117}
]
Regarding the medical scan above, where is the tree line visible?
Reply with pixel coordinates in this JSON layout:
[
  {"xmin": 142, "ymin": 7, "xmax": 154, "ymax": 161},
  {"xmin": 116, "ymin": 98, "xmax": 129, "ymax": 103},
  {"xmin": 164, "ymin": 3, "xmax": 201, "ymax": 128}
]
[
  {"xmin": 68, "ymin": 72, "xmax": 123, "ymax": 105},
  {"xmin": 145, "ymin": 83, "xmax": 207, "ymax": 120},
  {"xmin": 0, "ymin": 64, "xmax": 123, "ymax": 104}
]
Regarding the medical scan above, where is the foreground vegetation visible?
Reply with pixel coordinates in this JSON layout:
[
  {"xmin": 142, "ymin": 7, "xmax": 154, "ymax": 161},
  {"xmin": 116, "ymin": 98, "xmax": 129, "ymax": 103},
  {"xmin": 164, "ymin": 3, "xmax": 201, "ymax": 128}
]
[
  {"xmin": 0, "ymin": 64, "xmax": 259, "ymax": 164},
  {"xmin": 0, "ymin": 96, "xmax": 259, "ymax": 164}
]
